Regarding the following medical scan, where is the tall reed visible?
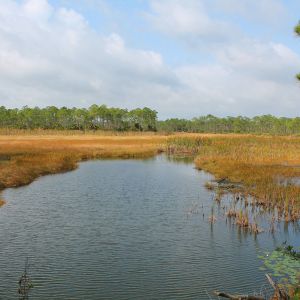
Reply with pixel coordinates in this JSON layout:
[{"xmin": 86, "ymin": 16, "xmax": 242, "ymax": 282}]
[{"xmin": 168, "ymin": 134, "xmax": 300, "ymax": 222}]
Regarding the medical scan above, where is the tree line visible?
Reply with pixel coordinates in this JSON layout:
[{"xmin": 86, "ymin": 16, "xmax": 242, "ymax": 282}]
[
  {"xmin": 295, "ymin": 21, "xmax": 300, "ymax": 80},
  {"xmin": 0, "ymin": 105, "xmax": 300, "ymax": 134},
  {"xmin": 157, "ymin": 115, "xmax": 300, "ymax": 134},
  {"xmin": 0, "ymin": 105, "xmax": 157, "ymax": 131}
]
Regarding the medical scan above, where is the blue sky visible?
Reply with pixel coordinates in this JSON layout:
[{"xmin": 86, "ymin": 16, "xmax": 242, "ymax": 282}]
[
  {"xmin": 1, "ymin": 0, "xmax": 300, "ymax": 119},
  {"xmin": 48, "ymin": 0, "xmax": 300, "ymax": 65}
]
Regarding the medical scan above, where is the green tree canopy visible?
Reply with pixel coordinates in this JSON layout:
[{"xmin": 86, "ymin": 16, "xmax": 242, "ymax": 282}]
[
  {"xmin": 295, "ymin": 22, "xmax": 300, "ymax": 35},
  {"xmin": 295, "ymin": 21, "xmax": 300, "ymax": 80},
  {"xmin": 0, "ymin": 105, "xmax": 158, "ymax": 132},
  {"xmin": 0, "ymin": 105, "xmax": 300, "ymax": 135}
]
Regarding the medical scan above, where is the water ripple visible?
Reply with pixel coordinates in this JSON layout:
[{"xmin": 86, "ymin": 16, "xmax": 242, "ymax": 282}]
[{"xmin": 0, "ymin": 156, "xmax": 298, "ymax": 299}]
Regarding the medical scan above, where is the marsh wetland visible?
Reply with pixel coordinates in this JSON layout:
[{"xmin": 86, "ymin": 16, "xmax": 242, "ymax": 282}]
[{"xmin": 0, "ymin": 134, "xmax": 299, "ymax": 299}]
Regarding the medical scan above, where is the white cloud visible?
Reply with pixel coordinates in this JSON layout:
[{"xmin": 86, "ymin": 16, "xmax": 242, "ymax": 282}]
[
  {"xmin": 0, "ymin": 0, "xmax": 299, "ymax": 119},
  {"xmin": 143, "ymin": 0, "xmax": 300, "ymax": 117},
  {"xmin": 0, "ymin": 0, "xmax": 177, "ymax": 111},
  {"xmin": 216, "ymin": 39, "xmax": 300, "ymax": 81},
  {"xmin": 174, "ymin": 39, "xmax": 300, "ymax": 117},
  {"xmin": 105, "ymin": 33, "xmax": 125, "ymax": 54},
  {"xmin": 146, "ymin": 0, "xmax": 239, "ymax": 47},
  {"xmin": 23, "ymin": 0, "xmax": 53, "ymax": 20},
  {"xmin": 212, "ymin": 0, "xmax": 287, "ymax": 24}
]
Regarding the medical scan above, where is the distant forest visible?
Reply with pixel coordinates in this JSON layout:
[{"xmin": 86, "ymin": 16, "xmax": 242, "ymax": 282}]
[{"xmin": 1, "ymin": 105, "xmax": 300, "ymax": 134}]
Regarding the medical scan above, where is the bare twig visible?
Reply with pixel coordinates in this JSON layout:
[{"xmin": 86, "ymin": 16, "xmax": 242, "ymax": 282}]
[
  {"xmin": 213, "ymin": 291, "xmax": 264, "ymax": 300},
  {"xmin": 265, "ymin": 274, "xmax": 289, "ymax": 300}
]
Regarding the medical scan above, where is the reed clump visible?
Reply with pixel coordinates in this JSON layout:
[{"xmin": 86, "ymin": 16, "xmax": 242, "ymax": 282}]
[
  {"xmin": 209, "ymin": 206, "xmax": 217, "ymax": 223},
  {"xmin": 166, "ymin": 135, "xmax": 209, "ymax": 154},
  {"xmin": 168, "ymin": 134, "xmax": 300, "ymax": 222},
  {"xmin": 0, "ymin": 199, "xmax": 6, "ymax": 207},
  {"xmin": 236, "ymin": 210, "xmax": 250, "ymax": 227},
  {"xmin": 204, "ymin": 182, "xmax": 215, "ymax": 190},
  {"xmin": 225, "ymin": 205, "xmax": 263, "ymax": 234}
]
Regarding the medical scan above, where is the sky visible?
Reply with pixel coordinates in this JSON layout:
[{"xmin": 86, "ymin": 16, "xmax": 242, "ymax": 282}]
[{"xmin": 0, "ymin": 0, "xmax": 300, "ymax": 119}]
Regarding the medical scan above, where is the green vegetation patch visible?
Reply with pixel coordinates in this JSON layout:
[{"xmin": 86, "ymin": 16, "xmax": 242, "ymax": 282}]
[{"xmin": 258, "ymin": 245, "xmax": 300, "ymax": 286}]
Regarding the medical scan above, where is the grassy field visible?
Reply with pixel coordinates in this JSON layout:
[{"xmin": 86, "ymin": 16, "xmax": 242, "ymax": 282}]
[
  {"xmin": 167, "ymin": 134, "xmax": 300, "ymax": 223},
  {"xmin": 1, "ymin": 131, "xmax": 300, "ymax": 295},
  {"xmin": 0, "ymin": 132, "xmax": 167, "ymax": 194},
  {"xmin": 1, "ymin": 132, "xmax": 300, "ymax": 223}
]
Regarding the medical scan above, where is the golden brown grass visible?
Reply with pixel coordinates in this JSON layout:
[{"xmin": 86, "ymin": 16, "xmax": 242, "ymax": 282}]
[
  {"xmin": 0, "ymin": 128, "xmax": 163, "ymax": 136},
  {"xmin": 192, "ymin": 135, "xmax": 300, "ymax": 221},
  {"xmin": 1, "ymin": 132, "xmax": 300, "ymax": 223},
  {"xmin": 0, "ymin": 199, "xmax": 5, "ymax": 207},
  {"xmin": 0, "ymin": 134, "xmax": 167, "ymax": 193}
]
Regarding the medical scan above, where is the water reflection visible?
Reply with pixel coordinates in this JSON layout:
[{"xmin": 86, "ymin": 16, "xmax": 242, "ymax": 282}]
[{"xmin": 165, "ymin": 154, "xmax": 195, "ymax": 165}]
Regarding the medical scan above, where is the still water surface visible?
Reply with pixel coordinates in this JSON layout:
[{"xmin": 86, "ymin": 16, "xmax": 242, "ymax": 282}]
[{"xmin": 0, "ymin": 155, "xmax": 299, "ymax": 299}]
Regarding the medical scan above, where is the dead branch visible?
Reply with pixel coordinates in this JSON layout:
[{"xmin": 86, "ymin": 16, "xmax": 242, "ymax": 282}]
[
  {"xmin": 265, "ymin": 274, "xmax": 289, "ymax": 300},
  {"xmin": 213, "ymin": 291, "xmax": 265, "ymax": 300}
]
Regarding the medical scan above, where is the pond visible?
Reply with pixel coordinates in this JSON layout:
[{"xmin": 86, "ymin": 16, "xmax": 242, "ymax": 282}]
[{"xmin": 0, "ymin": 155, "xmax": 299, "ymax": 299}]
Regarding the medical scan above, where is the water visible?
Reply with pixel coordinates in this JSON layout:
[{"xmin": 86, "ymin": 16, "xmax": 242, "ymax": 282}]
[{"xmin": 0, "ymin": 155, "xmax": 299, "ymax": 299}]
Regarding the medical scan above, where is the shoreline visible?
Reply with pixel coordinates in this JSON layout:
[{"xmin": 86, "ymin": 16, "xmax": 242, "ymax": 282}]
[
  {"xmin": 1, "ymin": 133, "xmax": 300, "ymax": 219},
  {"xmin": 0, "ymin": 134, "xmax": 167, "ymax": 204}
]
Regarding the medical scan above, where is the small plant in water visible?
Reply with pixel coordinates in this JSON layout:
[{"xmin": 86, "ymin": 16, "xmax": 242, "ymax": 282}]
[
  {"xmin": 276, "ymin": 242, "xmax": 300, "ymax": 260},
  {"xmin": 258, "ymin": 243, "xmax": 300, "ymax": 293},
  {"xmin": 18, "ymin": 258, "xmax": 33, "ymax": 300},
  {"xmin": 204, "ymin": 181, "xmax": 215, "ymax": 190},
  {"xmin": 209, "ymin": 206, "xmax": 217, "ymax": 223},
  {"xmin": 0, "ymin": 198, "xmax": 5, "ymax": 207}
]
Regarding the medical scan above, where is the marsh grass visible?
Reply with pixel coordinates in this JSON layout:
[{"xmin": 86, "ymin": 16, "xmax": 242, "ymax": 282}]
[
  {"xmin": 2, "ymin": 132, "xmax": 300, "ymax": 225},
  {"xmin": 0, "ymin": 128, "xmax": 162, "ymax": 136},
  {"xmin": 0, "ymin": 134, "xmax": 167, "ymax": 197},
  {"xmin": 168, "ymin": 134, "xmax": 300, "ymax": 224},
  {"xmin": 0, "ymin": 199, "xmax": 5, "ymax": 207},
  {"xmin": 1, "ymin": 132, "xmax": 299, "ymax": 297},
  {"xmin": 166, "ymin": 135, "xmax": 208, "ymax": 154}
]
